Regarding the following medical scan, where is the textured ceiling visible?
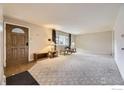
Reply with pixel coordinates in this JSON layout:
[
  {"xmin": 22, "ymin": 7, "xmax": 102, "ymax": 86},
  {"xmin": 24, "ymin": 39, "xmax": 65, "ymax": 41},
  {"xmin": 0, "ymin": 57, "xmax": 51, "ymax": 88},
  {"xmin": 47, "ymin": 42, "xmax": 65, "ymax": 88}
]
[{"xmin": 3, "ymin": 3, "xmax": 121, "ymax": 34}]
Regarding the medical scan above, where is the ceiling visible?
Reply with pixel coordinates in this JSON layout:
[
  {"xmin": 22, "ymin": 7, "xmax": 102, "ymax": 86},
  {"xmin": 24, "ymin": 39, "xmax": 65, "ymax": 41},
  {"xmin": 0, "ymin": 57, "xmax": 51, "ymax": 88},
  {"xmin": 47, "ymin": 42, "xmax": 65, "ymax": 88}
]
[{"xmin": 3, "ymin": 4, "xmax": 121, "ymax": 34}]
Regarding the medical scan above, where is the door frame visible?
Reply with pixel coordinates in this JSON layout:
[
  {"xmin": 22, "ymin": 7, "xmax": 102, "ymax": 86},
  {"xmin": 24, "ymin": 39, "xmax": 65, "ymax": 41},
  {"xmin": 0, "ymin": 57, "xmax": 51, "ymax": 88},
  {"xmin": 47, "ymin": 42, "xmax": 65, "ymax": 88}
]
[{"xmin": 4, "ymin": 22, "xmax": 30, "ymax": 67}]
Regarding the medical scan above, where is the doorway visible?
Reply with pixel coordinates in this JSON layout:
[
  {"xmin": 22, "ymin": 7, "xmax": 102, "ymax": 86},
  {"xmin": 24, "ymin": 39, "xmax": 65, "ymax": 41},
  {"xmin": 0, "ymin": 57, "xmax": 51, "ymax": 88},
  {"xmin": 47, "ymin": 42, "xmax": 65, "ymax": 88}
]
[{"xmin": 6, "ymin": 24, "xmax": 29, "ymax": 67}]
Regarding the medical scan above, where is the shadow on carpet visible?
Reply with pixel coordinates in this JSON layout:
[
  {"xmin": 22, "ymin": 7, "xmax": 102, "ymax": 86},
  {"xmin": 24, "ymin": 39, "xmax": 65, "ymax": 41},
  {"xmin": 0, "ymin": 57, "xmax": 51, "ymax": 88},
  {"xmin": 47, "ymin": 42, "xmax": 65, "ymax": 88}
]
[{"xmin": 6, "ymin": 71, "xmax": 39, "ymax": 85}]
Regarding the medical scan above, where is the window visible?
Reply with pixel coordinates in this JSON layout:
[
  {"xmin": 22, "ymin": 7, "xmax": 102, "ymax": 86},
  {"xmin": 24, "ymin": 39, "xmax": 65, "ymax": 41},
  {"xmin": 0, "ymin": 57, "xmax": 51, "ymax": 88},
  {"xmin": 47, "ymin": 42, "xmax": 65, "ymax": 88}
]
[
  {"xmin": 56, "ymin": 35, "xmax": 69, "ymax": 46},
  {"xmin": 12, "ymin": 28, "xmax": 25, "ymax": 34}
]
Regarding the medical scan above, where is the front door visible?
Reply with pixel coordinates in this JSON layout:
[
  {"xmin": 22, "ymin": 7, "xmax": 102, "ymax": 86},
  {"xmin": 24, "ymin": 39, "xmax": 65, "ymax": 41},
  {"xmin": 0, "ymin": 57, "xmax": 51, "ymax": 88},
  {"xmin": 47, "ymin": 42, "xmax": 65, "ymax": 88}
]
[{"xmin": 6, "ymin": 24, "xmax": 29, "ymax": 67}]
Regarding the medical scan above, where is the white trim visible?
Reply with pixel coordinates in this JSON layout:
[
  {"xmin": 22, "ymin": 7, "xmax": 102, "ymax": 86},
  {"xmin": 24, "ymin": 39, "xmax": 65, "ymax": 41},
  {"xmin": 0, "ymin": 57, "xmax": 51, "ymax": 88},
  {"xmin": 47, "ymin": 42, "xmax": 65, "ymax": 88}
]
[
  {"xmin": 4, "ymin": 21, "xmax": 30, "ymax": 67},
  {"xmin": 3, "ymin": 22, "xmax": 6, "ymax": 67},
  {"xmin": 4, "ymin": 21, "xmax": 30, "ymax": 29},
  {"xmin": 0, "ymin": 20, "xmax": 4, "ymax": 85},
  {"xmin": 112, "ymin": 30, "xmax": 114, "ymax": 56}
]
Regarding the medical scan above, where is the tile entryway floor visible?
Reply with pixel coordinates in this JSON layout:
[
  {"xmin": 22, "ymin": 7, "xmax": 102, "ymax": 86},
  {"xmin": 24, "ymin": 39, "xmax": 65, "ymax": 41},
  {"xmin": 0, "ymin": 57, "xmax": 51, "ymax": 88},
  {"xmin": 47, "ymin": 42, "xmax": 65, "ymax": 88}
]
[{"xmin": 5, "ymin": 62, "xmax": 36, "ymax": 77}]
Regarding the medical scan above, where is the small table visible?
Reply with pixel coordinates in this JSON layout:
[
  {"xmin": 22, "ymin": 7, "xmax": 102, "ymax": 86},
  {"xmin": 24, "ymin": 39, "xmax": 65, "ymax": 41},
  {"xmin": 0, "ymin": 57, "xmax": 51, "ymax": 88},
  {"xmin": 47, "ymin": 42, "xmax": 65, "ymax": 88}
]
[{"xmin": 60, "ymin": 49, "xmax": 72, "ymax": 55}]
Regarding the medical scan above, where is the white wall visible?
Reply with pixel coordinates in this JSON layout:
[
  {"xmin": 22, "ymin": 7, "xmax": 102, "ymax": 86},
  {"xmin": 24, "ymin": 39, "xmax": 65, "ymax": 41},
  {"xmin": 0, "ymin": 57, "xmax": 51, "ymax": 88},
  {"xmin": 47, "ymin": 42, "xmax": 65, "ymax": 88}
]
[
  {"xmin": 76, "ymin": 31, "xmax": 113, "ymax": 55},
  {"xmin": 71, "ymin": 34, "xmax": 75, "ymax": 45},
  {"xmin": 0, "ymin": 6, "xmax": 4, "ymax": 84},
  {"xmin": 114, "ymin": 4, "xmax": 124, "ymax": 80},
  {"xmin": 4, "ymin": 17, "xmax": 52, "ymax": 62}
]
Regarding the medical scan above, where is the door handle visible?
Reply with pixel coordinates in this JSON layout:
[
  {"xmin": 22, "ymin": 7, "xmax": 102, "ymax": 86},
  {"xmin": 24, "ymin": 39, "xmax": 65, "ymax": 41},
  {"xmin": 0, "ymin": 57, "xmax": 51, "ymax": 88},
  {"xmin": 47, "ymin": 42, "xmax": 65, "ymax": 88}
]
[{"xmin": 26, "ymin": 42, "xmax": 28, "ymax": 46}]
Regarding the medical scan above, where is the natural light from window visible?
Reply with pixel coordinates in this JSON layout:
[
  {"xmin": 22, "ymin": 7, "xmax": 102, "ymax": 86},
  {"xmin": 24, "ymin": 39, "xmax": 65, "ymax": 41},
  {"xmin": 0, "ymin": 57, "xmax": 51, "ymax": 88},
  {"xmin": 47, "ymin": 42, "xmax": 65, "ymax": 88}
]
[{"xmin": 56, "ymin": 35, "xmax": 69, "ymax": 46}]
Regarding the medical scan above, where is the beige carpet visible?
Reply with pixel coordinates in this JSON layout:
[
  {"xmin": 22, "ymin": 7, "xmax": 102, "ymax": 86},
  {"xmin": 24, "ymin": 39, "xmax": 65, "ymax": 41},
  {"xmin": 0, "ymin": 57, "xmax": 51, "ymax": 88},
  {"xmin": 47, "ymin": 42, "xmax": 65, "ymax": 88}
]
[{"xmin": 29, "ymin": 52, "xmax": 124, "ymax": 85}]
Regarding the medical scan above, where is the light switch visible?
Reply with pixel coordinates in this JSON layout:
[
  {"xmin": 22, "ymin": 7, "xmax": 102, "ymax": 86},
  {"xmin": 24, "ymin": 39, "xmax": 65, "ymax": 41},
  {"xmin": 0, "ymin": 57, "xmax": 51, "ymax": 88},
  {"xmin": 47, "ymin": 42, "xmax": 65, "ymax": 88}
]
[
  {"xmin": 121, "ymin": 34, "xmax": 124, "ymax": 37},
  {"xmin": 121, "ymin": 48, "xmax": 124, "ymax": 50}
]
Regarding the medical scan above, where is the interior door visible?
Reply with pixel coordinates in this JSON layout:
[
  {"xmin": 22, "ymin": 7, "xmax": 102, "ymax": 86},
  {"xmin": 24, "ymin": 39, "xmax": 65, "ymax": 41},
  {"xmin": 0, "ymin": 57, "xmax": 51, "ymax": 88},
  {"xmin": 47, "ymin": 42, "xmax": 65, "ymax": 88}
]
[{"xmin": 6, "ymin": 24, "xmax": 29, "ymax": 67}]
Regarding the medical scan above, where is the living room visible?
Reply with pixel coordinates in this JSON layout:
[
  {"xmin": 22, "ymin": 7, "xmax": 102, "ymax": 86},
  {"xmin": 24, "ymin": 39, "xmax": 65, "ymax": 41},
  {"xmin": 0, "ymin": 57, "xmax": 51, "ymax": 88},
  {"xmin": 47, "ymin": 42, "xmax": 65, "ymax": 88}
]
[{"xmin": 0, "ymin": 3, "xmax": 124, "ymax": 86}]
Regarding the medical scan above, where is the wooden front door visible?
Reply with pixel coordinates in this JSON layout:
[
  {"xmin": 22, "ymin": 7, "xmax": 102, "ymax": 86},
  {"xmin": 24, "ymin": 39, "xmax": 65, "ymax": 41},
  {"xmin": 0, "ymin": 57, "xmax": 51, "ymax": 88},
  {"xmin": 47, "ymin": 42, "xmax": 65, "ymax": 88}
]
[{"xmin": 6, "ymin": 24, "xmax": 29, "ymax": 67}]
